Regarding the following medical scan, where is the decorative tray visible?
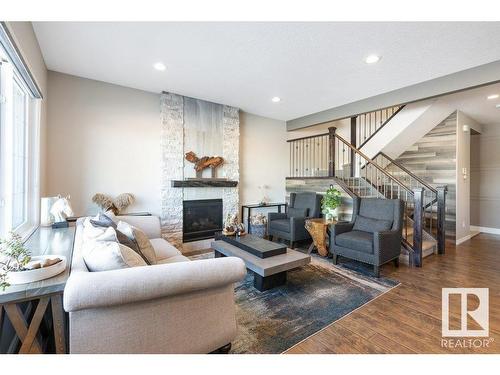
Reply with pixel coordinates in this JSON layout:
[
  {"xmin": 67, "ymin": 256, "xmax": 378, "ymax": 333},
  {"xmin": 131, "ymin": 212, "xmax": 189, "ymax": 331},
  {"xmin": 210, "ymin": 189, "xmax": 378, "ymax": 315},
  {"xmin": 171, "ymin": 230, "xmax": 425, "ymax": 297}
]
[{"xmin": 7, "ymin": 256, "xmax": 67, "ymax": 285}]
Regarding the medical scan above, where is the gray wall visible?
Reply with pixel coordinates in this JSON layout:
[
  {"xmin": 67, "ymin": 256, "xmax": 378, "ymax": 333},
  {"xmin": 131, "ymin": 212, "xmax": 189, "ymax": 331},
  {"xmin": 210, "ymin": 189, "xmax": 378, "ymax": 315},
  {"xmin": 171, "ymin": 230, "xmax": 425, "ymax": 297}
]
[
  {"xmin": 46, "ymin": 72, "xmax": 289, "ymax": 218},
  {"xmin": 471, "ymin": 124, "xmax": 500, "ymax": 230}
]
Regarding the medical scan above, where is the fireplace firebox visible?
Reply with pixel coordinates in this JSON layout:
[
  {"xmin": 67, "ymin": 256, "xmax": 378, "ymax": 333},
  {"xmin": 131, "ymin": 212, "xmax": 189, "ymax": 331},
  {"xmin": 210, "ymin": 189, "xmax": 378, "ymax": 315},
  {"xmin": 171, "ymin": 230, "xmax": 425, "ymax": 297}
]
[{"xmin": 183, "ymin": 199, "xmax": 223, "ymax": 243}]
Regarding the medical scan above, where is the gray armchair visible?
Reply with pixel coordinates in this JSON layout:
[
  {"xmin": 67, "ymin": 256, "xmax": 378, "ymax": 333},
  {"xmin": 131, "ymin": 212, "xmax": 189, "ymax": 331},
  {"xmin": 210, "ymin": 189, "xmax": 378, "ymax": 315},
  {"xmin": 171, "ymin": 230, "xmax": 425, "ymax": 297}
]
[
  {"xmin": 267, "ymin": 192, "xmax": 322, "ymax": 248},
  {"xmin": 329, "ymin": 197, "xmax": 404, "ymax": 277}
]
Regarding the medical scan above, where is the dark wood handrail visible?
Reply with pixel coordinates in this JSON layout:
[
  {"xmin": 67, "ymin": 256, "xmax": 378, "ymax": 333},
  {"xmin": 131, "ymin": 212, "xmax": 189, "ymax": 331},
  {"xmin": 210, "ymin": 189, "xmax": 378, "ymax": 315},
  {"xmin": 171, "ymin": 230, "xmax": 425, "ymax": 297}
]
[
  {"xmin": 333, "ymin": 132, "xmax": 414, "ymax": 196},
  {"xmin": 358, "ymin": 105, "xmax": 405, "ymax": 149},
  {"xmin": 286, "ymin": 132, "xmax": 329, "ymax": 143},
  {"xmin": 375, "ymin": 152, "xmax": 438, "ymax": 194}
]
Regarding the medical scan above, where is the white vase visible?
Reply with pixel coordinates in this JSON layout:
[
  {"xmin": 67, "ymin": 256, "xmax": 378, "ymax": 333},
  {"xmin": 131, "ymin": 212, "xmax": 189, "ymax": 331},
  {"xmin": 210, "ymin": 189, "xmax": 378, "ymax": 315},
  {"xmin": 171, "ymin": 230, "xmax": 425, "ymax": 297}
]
[{"xmin": 325, "ymin": 207, "xmax": 338, "ymax": 221}]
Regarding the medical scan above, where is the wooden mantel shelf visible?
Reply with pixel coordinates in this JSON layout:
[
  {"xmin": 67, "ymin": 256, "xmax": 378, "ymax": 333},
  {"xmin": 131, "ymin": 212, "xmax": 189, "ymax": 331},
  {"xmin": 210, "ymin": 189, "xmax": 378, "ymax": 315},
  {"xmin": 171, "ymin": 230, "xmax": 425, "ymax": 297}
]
[{"xmin": 171, "ymin": 179, "xmax": 238, "ymax": 188}]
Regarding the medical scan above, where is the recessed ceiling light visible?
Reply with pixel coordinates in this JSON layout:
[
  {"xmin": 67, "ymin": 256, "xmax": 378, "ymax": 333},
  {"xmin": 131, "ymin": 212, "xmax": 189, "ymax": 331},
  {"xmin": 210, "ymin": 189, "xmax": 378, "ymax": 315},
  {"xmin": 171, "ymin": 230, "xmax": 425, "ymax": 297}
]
[
  {"xmin": 271, "ymin": 97, "xmax": 281, "ymax": 103},
  {"xmin": 365, "ymin": 54, "xmax": 381, "ymax": 64},
  {"xmin": 487, "ymin": 94, "xmax": 499, "ymax": 100},
  {"xmin": 153, "ymin": 62, "xmax": 166, "ymax": 71}
]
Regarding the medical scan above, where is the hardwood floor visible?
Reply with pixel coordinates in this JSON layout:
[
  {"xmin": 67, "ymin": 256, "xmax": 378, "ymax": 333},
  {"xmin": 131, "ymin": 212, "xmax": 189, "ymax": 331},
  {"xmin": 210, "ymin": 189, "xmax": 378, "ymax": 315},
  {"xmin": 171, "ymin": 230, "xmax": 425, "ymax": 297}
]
[{"xmin": 285, "ymin": 233, "xmax": 500, "ymax": 353}]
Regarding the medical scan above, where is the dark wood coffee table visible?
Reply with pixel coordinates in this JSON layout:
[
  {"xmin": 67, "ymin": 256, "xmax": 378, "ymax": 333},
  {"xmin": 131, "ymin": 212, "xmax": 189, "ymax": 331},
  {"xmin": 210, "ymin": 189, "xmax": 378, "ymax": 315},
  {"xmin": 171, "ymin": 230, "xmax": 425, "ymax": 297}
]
[
  {"xmin": 214, "ymin": 232, "xmax": 286, "ymax": 258},
  {"xmin": 211, "ymin": 237, "xmax": 310, "ymax": 291}
]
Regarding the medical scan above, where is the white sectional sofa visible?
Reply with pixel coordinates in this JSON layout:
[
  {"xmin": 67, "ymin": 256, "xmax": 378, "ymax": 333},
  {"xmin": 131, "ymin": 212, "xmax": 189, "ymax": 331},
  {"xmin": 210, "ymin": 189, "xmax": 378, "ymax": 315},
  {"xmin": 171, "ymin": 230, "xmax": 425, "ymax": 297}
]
[{"xmin": 63, "ymin": 215, "xmax": 246, "ymax": 353}]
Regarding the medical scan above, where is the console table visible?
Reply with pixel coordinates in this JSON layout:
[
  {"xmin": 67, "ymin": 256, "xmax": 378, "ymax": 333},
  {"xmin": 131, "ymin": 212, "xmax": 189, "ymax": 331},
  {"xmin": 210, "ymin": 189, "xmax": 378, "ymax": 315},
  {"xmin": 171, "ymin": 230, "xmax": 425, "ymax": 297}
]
[
  {"xmin": 0, "ymin": 226, "xmax": 75, "ymax": 354},
  {"xmin": 241, "ymin": 203, "xmax": 287, "ymax": 234}
]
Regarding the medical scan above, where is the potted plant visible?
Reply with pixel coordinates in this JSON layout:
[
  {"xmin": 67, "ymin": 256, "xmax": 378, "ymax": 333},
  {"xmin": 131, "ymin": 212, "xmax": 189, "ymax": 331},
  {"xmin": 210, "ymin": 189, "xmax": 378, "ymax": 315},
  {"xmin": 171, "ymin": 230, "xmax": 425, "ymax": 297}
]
[
  {"xmin": 0, "ymin": 232, "xmax": 32, "ymax": 291},
  {"xmin": 0, "ymin": 232, "xmax": 66, "ymax": 291},
  {"xmin": 321, "ymin": 185, "xmax": 342, "ymax": 221}
]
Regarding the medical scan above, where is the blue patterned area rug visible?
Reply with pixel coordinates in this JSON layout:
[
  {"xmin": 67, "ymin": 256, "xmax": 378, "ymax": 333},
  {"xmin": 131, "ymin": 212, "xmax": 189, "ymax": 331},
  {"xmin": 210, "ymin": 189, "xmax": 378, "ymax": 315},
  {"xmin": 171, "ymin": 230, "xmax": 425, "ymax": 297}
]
[{"xmin": 190, "ymin": 250, "xmax": 399, "ymax": 354}]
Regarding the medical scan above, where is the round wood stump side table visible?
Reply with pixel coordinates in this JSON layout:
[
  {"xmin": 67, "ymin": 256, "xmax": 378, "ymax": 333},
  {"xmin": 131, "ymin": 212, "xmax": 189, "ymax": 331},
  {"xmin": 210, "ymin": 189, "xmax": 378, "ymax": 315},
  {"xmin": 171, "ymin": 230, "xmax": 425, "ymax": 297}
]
[{"xmin": 305, "ymin": 218, "xmax": 337, "ymax": 257}]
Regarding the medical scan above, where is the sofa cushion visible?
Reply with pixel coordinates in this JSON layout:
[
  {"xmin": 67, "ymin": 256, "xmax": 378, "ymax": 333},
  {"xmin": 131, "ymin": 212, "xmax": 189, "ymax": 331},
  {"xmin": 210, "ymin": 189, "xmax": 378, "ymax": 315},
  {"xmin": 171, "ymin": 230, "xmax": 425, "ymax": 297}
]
[
  {"xmin": 84, "ymin": 217, "xmax": 148, "ymax": 264},
  {"xmin": 287, "ymin": 207, "xmax": 308, "ymax": 219},
  {"xmin": 90, "ymin": 213, "xmax": 117, "ymax": 229},
  {"xmin": 83, "ymin": 218, "xmax": 114, "ymax": 240},
  {"xmin": 82, "ymin": 240, "xmax": 147, "ymax": 272},
  {"xmin": 335, "ymin": 230, "xmax": 374, "ymax": 254},
  {"xmin": 117, "ymin": 221, "xmax": 157, "ymax": 265},
  {"xmin": 150, "ymin": 238, "xmax": 182, "ymax": 261},
  {"xmin": 156, "ymin": 254, "xmax": 190, "ymax": 264},
  {"xmin": 353, "ymin": 215, "xmax": 392, "ymax": 233},
  {"xmin": 269, "ymin": 219, "xmax": 291, "ymax": 233},
  {"xmin": 115, "ymin": 231, "xmax": 148, "ymax": 263}
]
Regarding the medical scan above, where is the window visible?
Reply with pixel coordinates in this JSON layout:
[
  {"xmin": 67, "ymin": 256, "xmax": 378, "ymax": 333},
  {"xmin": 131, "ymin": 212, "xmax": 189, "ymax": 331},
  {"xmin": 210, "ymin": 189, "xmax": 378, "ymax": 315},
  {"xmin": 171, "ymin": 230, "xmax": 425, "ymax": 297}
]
[
  {"xmin": 0, "ymin": 41, "xmax": 41, "ymax": 239},
  {"xmin": 11, "ymin": 78, "xmax": 29, "ymax": 229}
]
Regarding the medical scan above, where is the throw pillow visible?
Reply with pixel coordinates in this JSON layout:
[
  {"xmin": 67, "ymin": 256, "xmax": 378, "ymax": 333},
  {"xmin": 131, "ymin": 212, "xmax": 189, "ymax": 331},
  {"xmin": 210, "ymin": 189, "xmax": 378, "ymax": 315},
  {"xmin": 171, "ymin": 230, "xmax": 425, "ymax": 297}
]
[
  {"xmin": 82, "ymin": 240, "xmax": 147, "ymax": 272},
  {"xmin": 115, "ymin": 231, "xmax": 150, "ymax": 265},
  {"xmin": 83, "ymin": 218, "xmax": 117, "ymax": 241},
  {"xmin": 84, "ymin": 217, "xmax": 149, "ymax": 264},
  {"xmin": 117, "ymin": 221, "xmax": 157, "ymax": 265},
  {"xmin": 90, "ymin": 212, "xmax": 117, "ymax": 229},
  {"xmin": 353, "ymin": 215, "xmax": 393, "ymax": 233},
  {"xmin": 287, "ymin": 207, "xmax": 308, "ymax": 218}
]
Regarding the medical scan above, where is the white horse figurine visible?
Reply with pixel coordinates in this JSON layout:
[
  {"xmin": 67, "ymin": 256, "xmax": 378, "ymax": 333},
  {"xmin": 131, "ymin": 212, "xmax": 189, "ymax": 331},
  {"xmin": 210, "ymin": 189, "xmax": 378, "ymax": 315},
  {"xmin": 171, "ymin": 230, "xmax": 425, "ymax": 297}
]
[{"xmin": 50, "ymin": 195, "xmax": 75, "ymax": 223}]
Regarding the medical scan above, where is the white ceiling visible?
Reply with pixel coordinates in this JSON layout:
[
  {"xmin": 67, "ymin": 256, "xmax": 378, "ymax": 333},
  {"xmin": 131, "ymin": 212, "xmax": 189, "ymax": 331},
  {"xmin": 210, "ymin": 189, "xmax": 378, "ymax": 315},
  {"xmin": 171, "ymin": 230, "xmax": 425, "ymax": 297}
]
[
  {"xmin": 440, "ymin": 82, "xmax": 500, "ymax": 126},
  {"xmin": 33, "ymin": 22, "xmax": 500, "ymax": 121}
]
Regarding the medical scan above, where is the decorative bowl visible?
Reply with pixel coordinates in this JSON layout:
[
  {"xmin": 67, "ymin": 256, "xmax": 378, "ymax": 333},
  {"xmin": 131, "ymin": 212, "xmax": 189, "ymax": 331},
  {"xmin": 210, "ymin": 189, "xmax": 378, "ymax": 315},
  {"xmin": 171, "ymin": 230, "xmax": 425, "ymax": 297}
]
[{"xmin": 7, "ymin": 256, "xmax": 67, "ymax": 285}]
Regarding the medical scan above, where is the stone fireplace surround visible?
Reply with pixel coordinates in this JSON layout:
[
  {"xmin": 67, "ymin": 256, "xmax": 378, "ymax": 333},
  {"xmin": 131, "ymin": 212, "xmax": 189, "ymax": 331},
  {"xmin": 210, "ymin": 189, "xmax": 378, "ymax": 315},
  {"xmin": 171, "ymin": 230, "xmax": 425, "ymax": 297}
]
[{"xmin": 160, "ymin": 92, "xmax": 239, "ymax": 251}]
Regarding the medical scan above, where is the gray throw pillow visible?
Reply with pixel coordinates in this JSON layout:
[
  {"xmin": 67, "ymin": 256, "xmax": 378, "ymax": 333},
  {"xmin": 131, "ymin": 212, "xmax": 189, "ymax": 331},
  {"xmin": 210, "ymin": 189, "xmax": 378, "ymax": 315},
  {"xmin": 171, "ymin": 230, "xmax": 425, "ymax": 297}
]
[
  {"xmin": 353, "ymin": 215, "xmax": 393, "ymax": 233},
  {"xmin": 117, "ymin": 221, "xmax": 157, "ymax": 265},
  {"xmin": 115, "ymin": 230, "xmax": 150, "ymax": 265},
  {"xmin": 287, "ymin": 207, "xmax": 308, "ymax": 218},
  {"xmin": 88, "ymin": 214, "xmax": 150, "ymax": 265},
  {"xmin": 90, "ymin": 213, "xmax": 117, "ymax": 229}
]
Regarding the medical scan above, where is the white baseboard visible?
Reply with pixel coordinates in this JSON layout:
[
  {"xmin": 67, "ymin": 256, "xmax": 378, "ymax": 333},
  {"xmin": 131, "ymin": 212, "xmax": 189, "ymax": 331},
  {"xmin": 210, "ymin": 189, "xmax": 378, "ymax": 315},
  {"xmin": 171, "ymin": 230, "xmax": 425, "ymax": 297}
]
[
  {"xmin": 456, "ymin": 234, "xmax": 474, "ymax": 245},
  {"xmin": 470, "ymin": 225, "xmax": 500, "ymax": 235}
]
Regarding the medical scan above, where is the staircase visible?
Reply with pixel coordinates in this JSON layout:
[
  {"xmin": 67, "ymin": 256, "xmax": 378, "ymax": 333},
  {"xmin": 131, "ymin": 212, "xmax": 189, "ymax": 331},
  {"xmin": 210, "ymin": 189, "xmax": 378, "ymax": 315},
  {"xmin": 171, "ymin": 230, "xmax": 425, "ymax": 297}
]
[
  {"xmin": 286, "ymin": 107, "xmax": 448, "ymax": 267},
  {"xmin": 393, "ymin": 112, "xmax": 457, "ymax": 239},
  {"xmin": 370, "ymin": 151, "xmax": 448, "ymax": 257}
]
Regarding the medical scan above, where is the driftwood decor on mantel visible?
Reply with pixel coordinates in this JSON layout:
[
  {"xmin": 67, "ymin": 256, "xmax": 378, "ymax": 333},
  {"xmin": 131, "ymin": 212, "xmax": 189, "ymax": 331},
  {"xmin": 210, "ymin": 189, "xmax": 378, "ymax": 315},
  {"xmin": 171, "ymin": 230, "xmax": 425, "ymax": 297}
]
[{"xmin": 185, "ymin": 151, "xmax": 224, "ymax": 178}]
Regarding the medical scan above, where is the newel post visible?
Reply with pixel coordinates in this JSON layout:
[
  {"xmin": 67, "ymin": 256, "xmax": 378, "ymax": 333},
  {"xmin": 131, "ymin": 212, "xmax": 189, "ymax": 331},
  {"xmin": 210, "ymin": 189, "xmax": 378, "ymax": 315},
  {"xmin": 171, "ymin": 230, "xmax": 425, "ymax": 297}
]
[
  {"xmin": 411, "ymin": 188, "xmax": 424, "ymax": 267},
  {"xmin": 328, "ymin": 127, "xmax": 337, "ymax": 177},
  {"xmin": 350, "ymin": 117, "xmax": 357, "ymax": 177},
  {"xmin": 437, "ymin": 186, "xmax": 447, "ymax": 255}
]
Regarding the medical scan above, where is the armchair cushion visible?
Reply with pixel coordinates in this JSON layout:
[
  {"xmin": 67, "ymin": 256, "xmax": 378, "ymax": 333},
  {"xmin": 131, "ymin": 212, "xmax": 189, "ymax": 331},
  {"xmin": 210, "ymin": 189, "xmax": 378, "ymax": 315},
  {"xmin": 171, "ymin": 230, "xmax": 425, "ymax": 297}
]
[
  {"xmin": 335, "ymin": 231, "xmax": 373, "ymax": 254},
  {"xmin": 330, "ymin": 221, "xmax": 354, "ymax": 237},
  {"xmin": 353, "ymin": 215, "xmax": 393, "ymax": 233},
  {"xmin": 290, "ymin": 192, "xmax": 322, "ymax": 218},
  {"xmin": 287, "ymin": 207, "xmax": 308, "ymax": 218},
  {"xmin": 269, "ymin": 219, "xmax": 291, "ymax": 233}
]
